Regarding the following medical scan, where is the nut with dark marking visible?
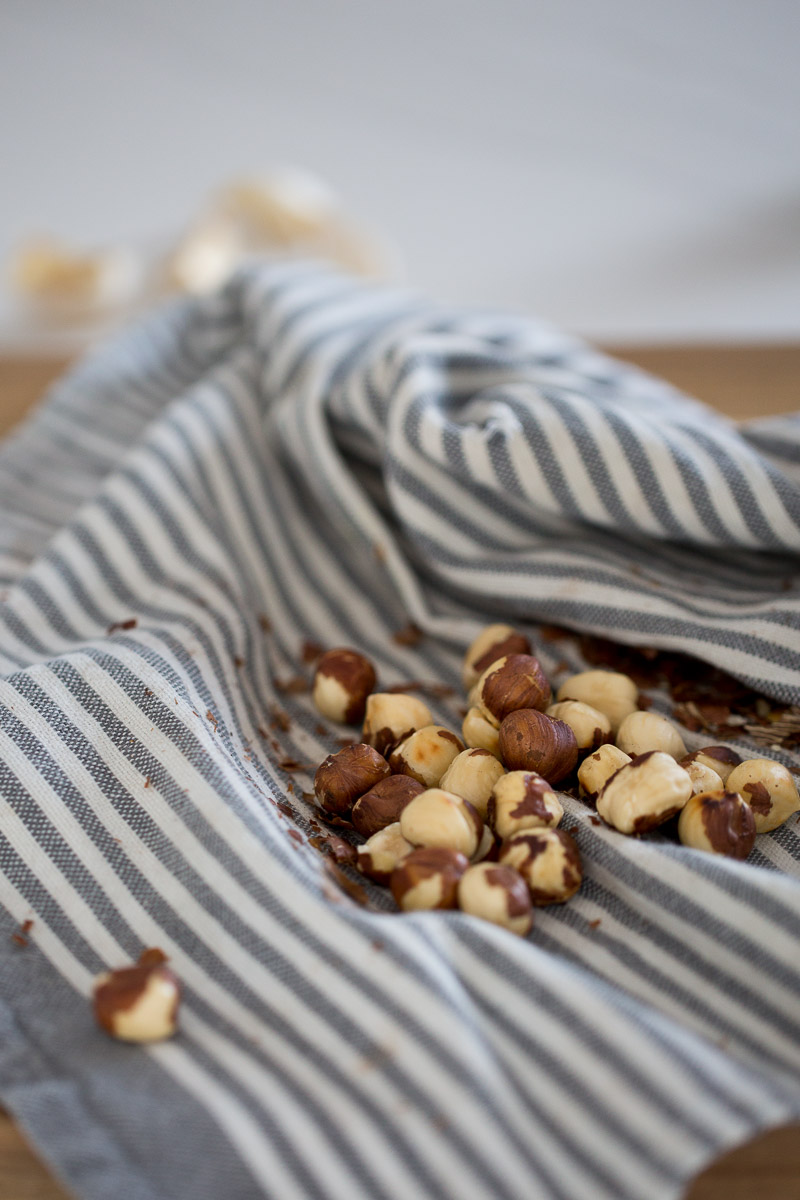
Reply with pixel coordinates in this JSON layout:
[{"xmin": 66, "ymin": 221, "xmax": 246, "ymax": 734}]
[
  {"xmin": 471, "ymin": 823, "xmax": 497, "ymax": 863},
  {"xmin": 462, "ymin": 706, "xmax": 501, "ymax": 758},
  {"xmin": 93, "ymin": 948, "xmax": 180, "ymax": 1042},
  {"xmin": 596, "ymin": 751, "xmax": 692, "ymax": 834},
  {"xmin": 726, "ymin": 759, "xmax": 800, "ymax": 833},
  {"xmin": 487, "ymin": 771, "xmax": 563, "ymax": 840},
  {"xmin": 439, "ymin": 748, "xmax": 505, "ymax": 819},
  {"xmin": 399, "ymin": 787, "xmax": 483, "ymax": 857},
  {"xmin": 357, "ymin": 822, "xmax": 414, "ymax": 884},
  {"xmin": 389, "ymin": 725, "xmax": 465, "ymax": 788},
  {"xmin": 556, "ymin": 669, "xmax": 638, "ymax": 734},
  {"xmin": 476, "ymin": 654, "xmax": 551, "ymax": 724},
  {"xmin": 457, "ymin": 862, "xmax": 533, "ymax": 935},
  {"xmin": 362, "ymin": 693, "xmax": 433, "ymax": 757},
  {"xmin": 681, "ymin": 746, "xmax": 741, "ymax": 785},
  {"xmin": 351, "ymin": 775, "xmax": 425, "ymax": 838},
  {"xmin": 498, "ymin": 829, "xmax": 583, "ymax": 906},
  {"xmin": 462, "ymin": 624, "xmax": 531, "ymax": 691},
  {"xmin": 678, "ymin": 790, "xmax": 756, "ymax": 858},
  {"xmin": 498, "ymin": 709, "xmax": 578, "ymax": 783},
  {"xmin": 312, "ymin": 648, "xmax": 376, "ymax": 724},
  {"xmin": 577, "ymin": 744, "xmax": 631, "ymax": 804},
  {"xmin": 616, "ymin": 711, "xmax": 687, "ymax": 760},
  {"xmin": 679, "ymin": 758, "xmax": 724, "ymax": 797},
  {"xmin": 313, "ymin": 743, "xmax": 391, "ymax": 819},
  {"xmin": 546, "ymin": 700, "xmax": 612, "ymax": 754},
  {"xmin": 390, "ymin": 847, "xmax": 469, "ymax": 911}
]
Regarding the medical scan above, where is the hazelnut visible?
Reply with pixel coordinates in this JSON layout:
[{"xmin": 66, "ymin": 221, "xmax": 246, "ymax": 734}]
[
  {"xmin": 476, "ymin": 654, "xmax": 551, "ymax": 724},
  {"xmin": 487, "ymin": 771, "xmax": 563, "ymax": 840},
  {"xmin": 726, "ymin": 759, "xmax": 800, "ymax": 833},
  {"xmin": 438, "ymin": 748, "xmax": 505, "ymax": 818},
  {"xmin": 471, "ymin": 823, "xmax": 498, "ymax": 863},
  {"xmin": 681, "ymin": 746, "xmax": 741, "ymax": 785},
  {"xmin": 545, "ymin": 700, "xmax": 612, "ymax": 753},
  {"xmin": 678, "ymin": 790, "xmax": 756, "ymax": 859},
  {"xmin": 389, "ymin": 725, "xmax": 465, "ymax": 788},
  {"xmin": 457, "ymin": 863, "xmax": 533, "ymax": 936},
  {"xmin": 577, "ymin": 744, "xmax": 631, "ymax": 803},
  {"xmin": 399, "ymin": 787, "xmax": 483, "ymax": 857},
  {"xmin": 351, "ymin": 775, "xmax": 425, "ymax": 838},
  {"xmin": 679, "ymin": 758, "xmax": 725, "ymax": 797},
  {"xmin": 462, "ymin": 706, "xmax": 501, "ymax": 758},
  {"xmin": 597, "ymin": 751, "xmax": 692, "ymax": 834},
  {"xmin": 556, "ymin": 669, "xmax": 638, "ymax": 734},
  {"xmin": 357, "ymin": 822, "xmax": 414, "ymax": 884},
  {"xmin": 362, "ymin": 693, "xmax": 433, "ymax": 757},
  {"xmin": 312, "ymin": 648, "xmax": 376, "ymax": 724},
  {"xmin": 391, "ymin": 847, "xmax": 469, "ymax": 911},
  {"xmin": 93, "ymin": 948, "xmax": 180, "ymax": 1043},
  {"xmin": 498, "ymin": 709, "xmax": 578, "ymax": 783},
  {"xmin": 498, "ymin": 829, "xmax": 583, "ymax": 905},
  {"xmin": 616, "ymin": 711, "xmax": 687, "ymax": 760},
  {"xmin": 314, "ymin": 743, "xmax": 390, "ymax": 818},
  {"xmin": 462, "ymin": 624, "xmax": 531, "ymax": 690}
]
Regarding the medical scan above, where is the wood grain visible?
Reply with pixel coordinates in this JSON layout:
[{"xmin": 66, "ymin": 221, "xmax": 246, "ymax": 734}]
[{"xmin": 1, "ymin": 345, "xmax": 798, "ymax": 1200}]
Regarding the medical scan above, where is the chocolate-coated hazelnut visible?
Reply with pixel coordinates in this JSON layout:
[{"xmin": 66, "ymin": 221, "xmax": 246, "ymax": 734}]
[
  {"xmin": 498, "ymin": 829, "xmax": 583, "ymax": 906},
  {"xmin": 498, "ymin": 709, "xmax": 578, "ymax": 783},
  {"xmin": 616, "ymin": 710, "xmax": 687, "ymax": 760},
  {"xmin": 577, "ymin": 744, "xmax": 631, "ymax": 803},
  {"xmin": 726, "ymin": 759, "xmax": 800, "ymax": 833},
  {"xmin": 487, "ymin": 771, "xmax": 563, "ymax": 840},
  {"xmin": 389, "ymin": 725, "xmax": 465, "ymax": 788},
  {"xmin": 557, "ymin": 669, "xmax": 638, "ymax": 734},
  {"xmin": 362, "ymin": 693, "xmax": 433, "ymax": 757},
  {"xmin": 457, "ymin": 863, "xmax": 533, "ymax": 936},
  {"xmin": 399, "ymin": 787, "xmax": 483, "ymax": 857},
  {"xmin": 462, "ymin": 706, "xmax": 501, "ymax": 758},
  {"xmin": 391, "ymin": 847, "xmax": 469, "ymax": 911},
  {"xmin": 546, "ymin": 700, "xmax": 612, "ymax": 753},
  {"xmin": 351, "ymin": 775, "xmax": 425, "ymax": 838},
  {"xmin": 357, "ymin": 822, "xmax": 414, "ymax": 884},
  {"xmin": 678, "ymin": 790, "xmax": 756, "ymax": 858},
  {"xmin": 462, "ymin": 624, "xmax": 531, "ymax": 691},
  {"xmin": 439, "ymin": 748, "xmax": 505, "ymax": 818},
  {"xmin": 476, "ymin": 654, "xmax": 551, "ymax": 724},
  {"xmin": 312, "ymin": 648, "xmax": 376, "ymax": 724},
  {"xmin": 93, "ymin": 948, "xmax": 180, "ymax": 1043},
  {"xmin": 681, "ymin": 745, "xmax": 741, "ymax": 785},
  {"xmin": 314, "ymin": 743, "xmax": 391, "ymax": 818},
  {"xmin": 597, "ymin": 751, "xmax": 692, "ymax": 834}
]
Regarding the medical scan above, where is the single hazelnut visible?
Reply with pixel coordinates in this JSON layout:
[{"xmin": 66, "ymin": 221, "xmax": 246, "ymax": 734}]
[
  {"xmin": 457, "ymin": 863, "xmax": 533, "ymax": 936},
  {"xmin": 314, "ymin": 743, "xmax": 391, "ymax": 818},
  {"xmin": 312, "ymin": 648, "xmax": 376, "ymax": 723},
  {"xmin": 357, "ymin": 822, "xmax": 414, "ymax": 884},
  {"xmin": 476, "ymin": 654, "xmax": 551, "ymax": 724},
  {"xmin": 577, "ymin": 744, "xmax": 631, "ymax": 804},
  {"xmin": 389, "ymin": 725, "xmax": 465, "ymax": 788},
  {"xmin": 487, "ymin": 771, "xmax": 563, "ymax": 840},
  {"xmin": 545, "ymin": 700, "xmax": 612, "ymax": 753},
  {"xmin": 93, "ymin": 948, "xmax": 180, "ymax": 1043},
  {"xmin": 597, "ymin": 751, "xmax": 692, "ymax": 834},
  {"xmin": 498, "ymin": 709, "xmax": 578, "ymax": 783},
  {"xmin": 616, "ymin": 710, "xmax": 687, "ymax": 760},
  {"xmin": 678, "ymin": 790, "xmax": 756, "ymax": 858},
  {"xmin": 399, "ymin": 787, "xmax": 483, "ymax": 857},
  {"xmin": 726, "ymin": 759, "xmax": 800, "ymax": 833},
  {"xmin": 391, "ymin": 847, "xmax": 469, "ymax": 911},
  {"xmin": 439, "ymin": 749, "xmax": 506, "ymax": 818},
  {"xmin": 471, "ymin": 823, "xmax": 498, "ymax": 863},
  {"xmin": 679, "ymin": 758, "xmax": 725, "ymax": 796},
  {"xmin": 462, "ymin": 624, "xmax": 531, "ymax": 690},
  {"xmin": 351, "ymin": 775, "xmax": 425, "ymax": 838},
  {"xmin": 462, "ymin": 706, "xmax": 501, "ymax": 758},
  {"xmin": 681, "ymin": 746, "xmax": 741, "ymax": 785},
  {"xmin": 362, "ymin": 693, "xmax": 433, "ymax": 757},
  {"xmin": 556, "ymin": 669, "xmax": 638, "ymax": 734},
  {"xmin": 498, "ymin": 829, "xmax": 583, "ymax": 905}
]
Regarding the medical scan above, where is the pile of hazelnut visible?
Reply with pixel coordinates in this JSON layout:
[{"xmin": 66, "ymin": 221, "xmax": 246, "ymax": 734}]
[{"xmin": 312, "ymin": 626, "xmax": 800, "ymax": 937}]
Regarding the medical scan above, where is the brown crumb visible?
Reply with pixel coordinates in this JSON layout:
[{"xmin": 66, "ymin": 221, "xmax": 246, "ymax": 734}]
[
  {"xmin": 288, "ymin": 829, "xmax": 304, "ymax": 845},
  {"xmin": 107, "ymin": 618, "xmax": 138, "ymax": 634},
  {"xmin": 314, "ymin": 723, "xmax": 328, "ymax": 736},
  {"xmin": 206, "ymin": 710, "xmax": 218, "ymax": 732},
  {"xmin": 589, "ymin": 816, "xmax": 601, "ymax": 826},
  {"xmin": 144, "ymin": 777, "xmax": 151, "ymax": 789},
  {"xmin": 371, "ymin": 939, "xmax": 385, "ymax": 952},
  {"xmin": 323, "ymin": 861, "xmax": 369, "ymax": 906},
  {"xmin": 144, "ymin": 688, "xmax": 153, "ymax": 697},
  {"xmin": 269, "ymin": 706, "xmax": 291, "ymax": 733},
  {"xmin": 234, "ymin": 655, "xmax": 245, "ymax": 668},
  {"xmin": 10, "ymin": 933, "xmax": 28, "ymax": 948},
  {"xmin": 302, "ymin": 640, "xmax": 326, "ymax": 664},
  {"xmin": 21, "ymin": 919, "xmax": 33, "ymax": 934},
  {"xmin": 309, "ymin": 831, "xmax": 357, "ymax": 865},
  {"xmin": 588, "ymin": 919, "xmax": 602, "ymax": 930},
  {"xmin": 276, "ymin": 801, "xmax": 294, "ymax": 818},
  {"xmin": 392, "ymin": 624, "xmax": 423, "ymax": 647},
  {"xmin": 258, "ymin": 614, "xmax": 272, "ymax": 633},
  {"xmin": 373, "ymin": 543, "xmax": 387, "ymax": 564}
]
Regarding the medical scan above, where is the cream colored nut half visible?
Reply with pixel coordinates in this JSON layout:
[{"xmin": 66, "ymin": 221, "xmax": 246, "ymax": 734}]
[
  {"xmin": 725, "ymin": 758, "xmax": 800, "ymax": 833},
  {"xmin": 462, "ymin": 707, "xmax": 501, "ymax": 758},
  {"xmin": 457, "ymin": 863, "xmax": 533, "ymax": 936},
  {"xmin": 677, "ymin": 790, "xmax": 756, "ymax": 858},
  {"xmin": 462, "ymin": 624, "xmax": 531, "ymax": 691},
  {"xmin": 399, "ymin": 788, "xmax": 482, "ymax": 857},
  {"xmin": 439, "ymin": 749, "xmax": 505, "ymax": 818},
  {"xmin": 597, "ymin": 751, "xmax": 692, "ymax": 834},
  {"xmin": 616, "ymin": 710, "xmax": 687, "ymax": 760},
  {"xmin": 487, "ymin": 771, "xmax": 563, "ymax": 840},
  {"xmin": 362, "ymin": 693, "xmax": 433, "ymax": 757},
  {"xmin": 389, "ymin": 725, "xmax": 465, "ymax": 788},
  {"xmin": 556, "ymin": 669, "xmax": 638, "ymax": 734},
  {"xmin": 546, "ymin": 700, "xmax": 611, "ymax": 752},
  {"xmin": 356, "ymin": 822, "xmax": 414, "ymax": 884},
  {"xmin": 577, "ymin": 745, "xmax": 631, "ymax": 802},
  {"xmin": 498, "ymin": 829, "xmax": 582, "ymax": 906},
  {"xmin": 681, "ymin": 760, "xmax": 725, "ymax": 796}
]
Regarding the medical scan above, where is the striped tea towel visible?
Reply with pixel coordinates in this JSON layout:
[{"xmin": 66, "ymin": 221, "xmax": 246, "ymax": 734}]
[{"xmin": 0, "ymin": 261, "xmax": 799, "ymax": 1200}]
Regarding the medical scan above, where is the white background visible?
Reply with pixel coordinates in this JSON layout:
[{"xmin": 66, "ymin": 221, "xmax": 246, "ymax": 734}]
[{"xmin": 1, "ymin": 0, "xmax": 798, "ymax": 342}]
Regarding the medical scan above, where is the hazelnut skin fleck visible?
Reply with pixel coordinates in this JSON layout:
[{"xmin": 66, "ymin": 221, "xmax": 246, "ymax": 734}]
[
  {"xmin": 439, "ymin": 748, "xmax": 505, "ymax": 818},
  {"xmin": 389, "ymin": 725, "xmax": 465, "ymax": 788},
  {"xmin": 93, "ymin": 948, "xmax": 180, "ymax": 1043},
  {"xmin": 399, "ymin": 787, "xmax": 483, "ymax": 857},
  {"xmin": 476, "ymin": 654, "xmax": 551, "ymax": 724},
  {"xmin": 312, "ymin": 648, "xmax": 376, "ymax": 724},
  {"xmin": 351, "ymin": 775, "xmax": 425, "ymax": 838},
  {"xmin": 726, "ymin": 759, "xmax": 800, "ymax": 833},
  {"xmin": 457, "ymin": 862, "xmax": 533, "ymax": 936},
  {"xmin": 498, "ymin": 829, "xmax": 583, "ymax": 906},
  {"xmin": 487, "ymin": 771, "xmax": 563, "ymax": 840},
  {"xmin": 462, "ymin": 624, "xmax": 531, "ymax": 691},
  {"xmin": 498, "ymin": 709, "xmax": 578, "ymax": 783},
  {"xmin": 314, "ymin": 743, "xmax": 391, "ymax": 819},
  {"xmin": 678, "ymin": 790, "xmax": 756, "ymax": 858},
  {"xmin": 391, "ymin": 847, "xmax": 469, "ymax": 911},
  {"xmin": 362, "ymin": 693, "xmax": 433, "ymax": 757}
]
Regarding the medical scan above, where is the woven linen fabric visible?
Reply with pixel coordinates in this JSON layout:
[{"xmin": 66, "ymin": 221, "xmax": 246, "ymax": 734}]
[{"xmin": 1, "ymin": 261, "xmax": 799, "ymax": 1200}]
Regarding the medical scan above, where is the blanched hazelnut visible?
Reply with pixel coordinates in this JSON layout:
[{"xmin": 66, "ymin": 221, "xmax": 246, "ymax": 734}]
[
  {"xmin": 678, "ymin": 790, "xmax": 756, "ymax": 858},
  {"xmin": 357, "ymin": 822, "xmax": 414, "ymax": 884},
  {"xmin": 577, "ymin": 744, "xmax": 631, "ymax": 803},
  {"xmin": 557, "ymin": 669, "xmax": 638, "ymax": 734},
  {"xmin": 679, "ymin": 758, "xmax": 725, "ymax": 796},
  {"xmin": 391, "ymin": 847, "xmax": 469, "ymax": 911},
  {"xmin": 498, "ymin": 829, "xmax": 582, "ymax": 906},
  {"xmin": 93, "ymin": 949, "xmax": 180, "ymax": 1043},
  {"xmin": 351, "ymin": 775, "xmax": 425, "ymax": 838},
  {"xmin": 498, "ymin": 709, "xmax": 578, "ymax": 783},
  {"xmin": 362, "ymin": 693, "xmax": 433, "ymax": 757},
  {"xmin": 597, "ymin": 751, "xmax": 692, "ymax": 834},
  {"xmin": 389, "ymin": 725, "xmax": 464, "ymax": 788},
  {"xmin": 546, "ymin": 700, "xmax": 612, "ymax": 753},
  {"xmin": 457, "ymin": 863, "xmax": 533, "ymax": 935},
  {"xmin": 471, "ymin": 823, "xmax": 497, "ymax": 863},
  {"xmin": 314, "ymin": 743, "xmax": 390, "ymax": 818},
  {"xmin": 616, "ymin": 711, "xmax": 687, "ymax": 760},
  {"xmin": 312, "ymin": 648, "xmax": 376, "ymax": 724},
  {"xmin": 726, "ymin": 759, "xmax": 800, "ymax": 833},
  {"xmin": 439, "ymin": 749, "xmax": 505, "ymax": 818},
  {"xmin": 462, "ymin": 624, "xmax": 531, "ymax": 690},
  {"xmin": 476, "ymin": 654, "xmax": 551, "ymax": 724},
  {"xmin": 681, "ymin": 746, "xmax": 741, "ymax": 785},
  {"xmin": 487, "ymin": 771, "xmax": 563, "ymax": 840},
  {"xmin": 462, "ymin": 706, "xmax": 501, "ymax": 757},
  {"xmin": 399, "ymin": 788, "xmax": 483, "ymax": 857}
]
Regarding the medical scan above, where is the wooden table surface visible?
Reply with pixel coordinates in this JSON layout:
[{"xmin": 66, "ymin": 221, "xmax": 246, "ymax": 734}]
[{"xmin": 1, "ymin": 345, "xmax": 799, "ymax": 1200}]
